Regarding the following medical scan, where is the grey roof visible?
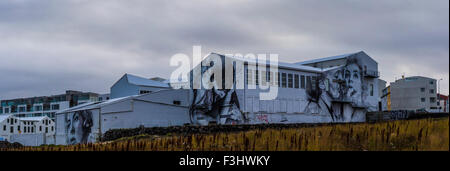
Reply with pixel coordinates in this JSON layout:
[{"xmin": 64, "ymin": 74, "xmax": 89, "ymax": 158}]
[
  {"xmin": 19, "ymin": 116, "xmax": 49, "ymax": 122},
  {"xmin": 0, "ymin": 114, "xmax": 14, "ymax": 122},
  {"xmin": 125, "ymin": 74, "xmax": 170, "ymax": 88},
  {"xmin": 213, "ymin": 53, "xmax": 324, "ymax": 73},
  {"xmin": 56, "ymin": 95, "xmax": 140, "ymax": 114},
  {"xmin": 295, "ymin": 51, "xmax": 361, "ymax": 65}
]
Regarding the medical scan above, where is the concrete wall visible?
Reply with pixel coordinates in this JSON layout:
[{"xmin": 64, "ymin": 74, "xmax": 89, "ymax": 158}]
[{"xmin": 9, "ymin": 133, "xmax": 55, "ymax": 146}]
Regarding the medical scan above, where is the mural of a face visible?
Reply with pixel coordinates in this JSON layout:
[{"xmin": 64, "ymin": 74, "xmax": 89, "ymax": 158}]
[
  {"xmin": 343, "ymin": 62, "xmax": 363, "ymax": 105},
  {"xmin": 66, "ymin": 110, "xmax": 93, "ymax": 144},
  {"xmin": 305, "ymin": 57, "xmax": 367, "ymax": 122},
  {"xmin": 326, "ymin": 59, "xmax": 364, "ymax": 106}
]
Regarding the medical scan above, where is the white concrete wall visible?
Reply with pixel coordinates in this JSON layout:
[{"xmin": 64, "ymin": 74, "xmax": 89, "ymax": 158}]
[{"xmin": 9, "ymin": 133, "xmax": 55, "ymax": 146}]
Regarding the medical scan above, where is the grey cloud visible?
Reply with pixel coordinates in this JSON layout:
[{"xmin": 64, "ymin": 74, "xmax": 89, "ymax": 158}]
[{"xmin": 0, "ymin": 0, "xmax": 448, "ymax": 99}]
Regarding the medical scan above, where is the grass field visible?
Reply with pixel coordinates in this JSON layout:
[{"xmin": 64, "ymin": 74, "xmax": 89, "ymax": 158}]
[{"xmin": 3, "ymin": 117, "xmax": 449, "ymax": 151}]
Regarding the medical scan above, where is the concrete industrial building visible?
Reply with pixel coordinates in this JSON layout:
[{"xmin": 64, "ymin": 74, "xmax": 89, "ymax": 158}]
[
  {"xmin": 56, "ymin": 51, "xmax": 382, "ymax": 145},
  {"xmin": 382, "ymin": 76, "xmax": 439, "ymax": 112},
  {"xmin": 110, "ymin": 73, "xmax": 171, "ymax": 99},
  {"xmin": 0, "ymin": 90, "xmax": 100, "ymax": 120}
]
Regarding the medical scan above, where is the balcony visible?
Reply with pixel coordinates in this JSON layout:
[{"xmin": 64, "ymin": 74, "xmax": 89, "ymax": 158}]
[{"xmin": 364, "ymin": 70, "xmax": 379, "ymax": 78}]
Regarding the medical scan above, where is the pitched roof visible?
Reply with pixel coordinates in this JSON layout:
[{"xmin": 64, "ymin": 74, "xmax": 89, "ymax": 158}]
[
  {"xmin": 56, "ymin": 95, "xmax": 140, "ymax": 114},
  {"xmin": 0, "ymin": 114, "xmax": 13, "ymax": 122},
  {"xmin": 295, "ymin": 51, "xmax": 361, "ymax": 65},
  {"xmin": 213, "ymin": 53, "xmax": 324, "ymax": 73},
  {"xmin": 125, "ymin": 74, "xmax": 170, "ymax": 88},
  {"xmin": 19, "ymin": 116, "xmax": 49, "ymax": 122}
]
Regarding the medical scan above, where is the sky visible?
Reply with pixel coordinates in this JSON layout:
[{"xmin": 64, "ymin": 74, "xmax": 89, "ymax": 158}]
[{"xmin": 0, "ymin": 0, "xmax": 448, "ymax": 99}]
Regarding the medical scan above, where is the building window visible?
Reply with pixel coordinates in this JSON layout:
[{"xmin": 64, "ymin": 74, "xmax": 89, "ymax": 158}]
[
  {"xmin": 19, "ymin": 106, "xmax": 26, "ymax": 112},
  {"xmin": 281, "ymin": 73, "xmax": 287, "ymax": 88},
  {"xmin": 35, "ymin": 106, "xmax": 42, "ymax": 111},
  {"xmin": 294, "ymin": 74, "xmax": 299, "ymax": 89},
  {"xmin": 173, "ymin": 100, "xmax": 181, "ymax": 105},
  {"xmin": 301, "ymin": 75, "xmax": 305, "ymax": 89},
  {"xmin": 10, "ymin": 126, "xmax": 13, "ymax": 133},
  {"xmin": 261, "ymin": 71, "xmax": 267, "ymax": 86},
  {"xmin": 255, "ymin": 69, "xmax": 259, "ymax": 86},
  {"xmin": 31, "ymin": 127, "xmax": 34, "ymax": 133},
  {"xmin": 430, "ymin": 97, "xmax": 436, "ymax": 103},
  {"xmin": 3, "ymin": 125, "xmax": 6, "ymax": 131},
  {"xmin": 430, "ymin": 89, "xmax": 434, "ymax": 94},
  {"xmin": 17, "ymin": 126, "xmax": 20, "ymax": 131},
  {"xmin": 370, "ymin": 84, "xmax": 374, "ymax": 96},
  {"xmin": 288, "ymin": 74, "xmax": 293, "ymax": 88},
  {"xmin": 40, "ymin": 126, "xmax": 42, "ymax": 132},
  {"xmin": 420, "ymin": 88, "xmax": 425, "ymax": 92},
  {"xmin": 51, "ymin": 126, "xmax": 54, "ymax": 131},
  {"xmin": 269, "ymin": 71, "xmax": 274, "ymax": 86},
  {"xmin": 246, "ymin": 69, "xmax": 253, "ymax": 85},
  {"xmin": 421, "ymin": 98, "xmax": 426, "ymax": 102},
  {"xmin": 277, "ymin": 72, "xmax": 280, "ymax": 87},
  {"xmin": 311, "ymin": 76, "xmax": 317, "ymax": 90},
  {"xmin": 4, "ymin": 108, "xmax": 9, "ymax": 113},
  {"xmin": 45, "ymin": 127, "xmax": 48, "ymax": 133},
  {"xmin": 430, "ymin": 81, "xmax": 434, "ymax": 85},
  {"xmin": 306, "ymin": 76, "xmax": 311, "ymax": 89},
  {"xmin": 51, "ymin": 104, "xmax": 60, "ymax": 110},
  {"xmin": 139, "ymin": 90, "xmax": 151, "ymax": 94}
]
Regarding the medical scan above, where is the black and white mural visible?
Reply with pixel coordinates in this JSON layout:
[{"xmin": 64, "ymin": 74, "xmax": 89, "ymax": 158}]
[
  {"xmin": 189, "ymin": 55, "xmax": 244, "ymax": 125},
  {"xmin": 304, "ymin": 57, "xmax": 368, "ymax": 122},
  {"xmin": 65, "ymin": 110, "xmax": 94, "ymax": 144}
]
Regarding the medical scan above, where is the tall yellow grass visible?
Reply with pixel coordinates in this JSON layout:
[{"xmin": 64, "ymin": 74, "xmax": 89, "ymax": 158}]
[{"xmin": 3, "ymin": 118, "xmax": 449, "ymax": 151}]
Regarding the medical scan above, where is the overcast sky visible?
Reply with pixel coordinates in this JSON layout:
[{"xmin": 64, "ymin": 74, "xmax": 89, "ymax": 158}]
[{"xmin": 0, "ymin": 0, "xmax": 448, "ymax": 99}]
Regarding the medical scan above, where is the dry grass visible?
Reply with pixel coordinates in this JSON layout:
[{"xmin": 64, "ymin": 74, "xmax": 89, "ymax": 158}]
[{"xmin": 3, "ymin": 117, "xmax": 448, "ymax": 151}]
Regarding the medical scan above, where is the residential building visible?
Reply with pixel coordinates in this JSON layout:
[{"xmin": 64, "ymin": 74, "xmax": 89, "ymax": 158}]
[
  {"xmin": 19, "ymin": 116, "xmax": 55, "ymax": 135},
  {"xmin": 0, "ymin": 90, "xmax": 99, "ymax": 120},
  {"xmin": 0, "ymin": 115, "xmax": 20, "ymax": 141},
  {"xmin": 385, "ymin": 76, "xmax": 438, "ymax": 112}
]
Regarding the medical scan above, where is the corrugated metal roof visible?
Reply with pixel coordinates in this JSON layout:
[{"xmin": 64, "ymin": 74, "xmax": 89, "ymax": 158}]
[
  {"xmin": 295, "ymin": 51, "xmax": 361, "ymax": 65},
  {"xmin": 126, "ymin": 74, "xmax": 170, "ymax": 88}
]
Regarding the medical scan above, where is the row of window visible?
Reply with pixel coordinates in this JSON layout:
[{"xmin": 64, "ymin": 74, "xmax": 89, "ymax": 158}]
[
  {"xmin": 246, "ymin": 69, "xmax": 317, "ymax": 89},
  {"xmin": 2, "ymin": 104, "xmax": 60, "ymax": 114},
  {"xmin": 2, "ymin": 125, "xmax": 53, "ymax": 133},
  {"xmin": 421, "ymin": 97, "xmax": 436, "ymax": 103},
  {"xmin": 4, "ymin": 118, "xmax": 51, "ymax": 126},
  {"xmin": 246, "ymin": 69, "xmax": 375, "ymax": 96},
  {"xmin": 6, "ymin": 118, "xmax": 18, "ymax": 125},
  {"xmin": 420, "ymin": 88, "xmax": 435, "ymax": 94}
]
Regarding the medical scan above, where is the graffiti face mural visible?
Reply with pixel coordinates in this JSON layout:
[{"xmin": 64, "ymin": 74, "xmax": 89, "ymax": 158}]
[
  {"xmin": 305, "ymin": 57, "xmax": 367, "ymax": 122},
  {"xmin": 66, "ymin": 110, "xmax": 93, "ymax": 144}
]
